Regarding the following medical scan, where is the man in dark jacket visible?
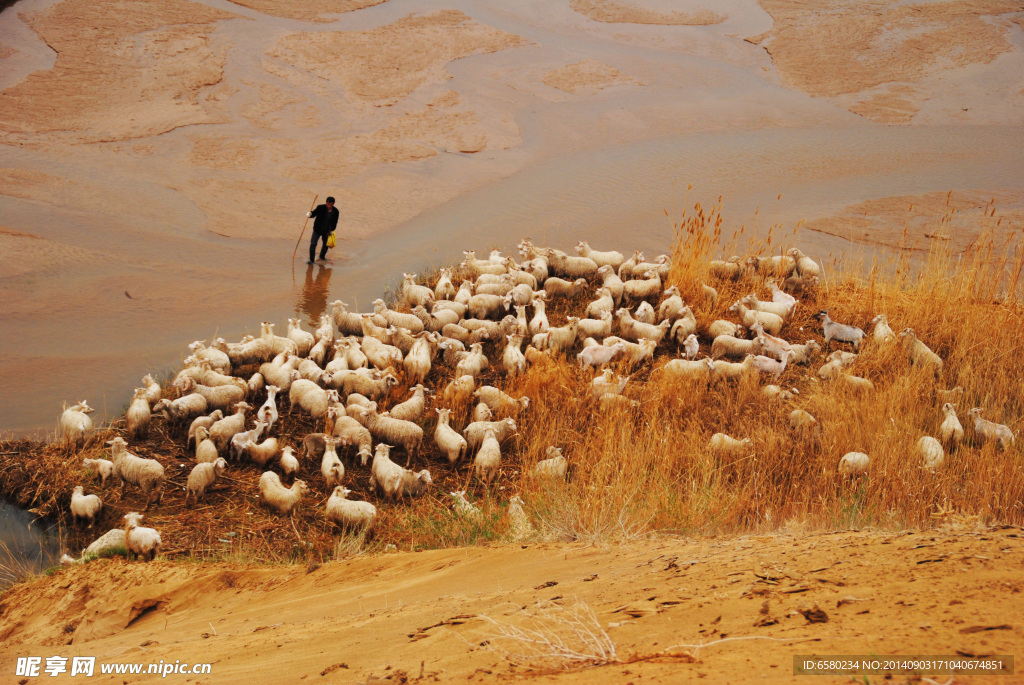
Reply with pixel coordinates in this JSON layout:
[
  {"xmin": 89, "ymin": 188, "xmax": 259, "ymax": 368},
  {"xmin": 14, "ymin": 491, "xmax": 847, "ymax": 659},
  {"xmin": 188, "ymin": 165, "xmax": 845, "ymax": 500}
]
[{"xmin": 306, "ymin": 196, "xmax": 339, "ymax": 264}]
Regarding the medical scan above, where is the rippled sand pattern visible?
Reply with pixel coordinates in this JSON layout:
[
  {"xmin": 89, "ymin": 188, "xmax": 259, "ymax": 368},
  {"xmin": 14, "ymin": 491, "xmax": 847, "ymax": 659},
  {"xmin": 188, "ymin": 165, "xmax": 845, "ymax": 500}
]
[
  {"xmin": 543, "ymin": 60, "xmax": 642, "ymax": 95},
  {"xmin": 571, "ymin": 0, "xmax": 725, "ymax": 25},
  {"xmin": 225, "ymin": 0, "xmax": 386, "ymax": 22}
]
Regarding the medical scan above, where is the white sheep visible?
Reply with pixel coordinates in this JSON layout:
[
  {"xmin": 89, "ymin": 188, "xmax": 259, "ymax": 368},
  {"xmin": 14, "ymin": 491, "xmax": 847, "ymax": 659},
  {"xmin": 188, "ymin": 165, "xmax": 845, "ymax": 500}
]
[
  {"xmin": 435, "ymin": 408, "xmax": 469, "ymax": 465},
  {"xmin": 657, "ymin": 287, "xmax": 685, "ymax": 322},
  {"xmin": 870, "ymin": 314, "xmax": 895, "ymax": 344},
  {"xmin": 326, "ymin": 486, "xmax": 377, "ymax": 535},
  {"xmin": 577, "ymin": 310, "xmax": 614, "ymax": 340},
  {"xmin": 389, "ymin": 384, "xmax": 428, "ymax": 422},
  {"xmin": 82, "ymin": 457, "xmax": 114, "ymax": 486},
  {"xmin": 474, "ymin": 386, "xmax": 531, "ymax": 416},
  {"xmin": 752, "ymin": 350, "xmax": 792, "ymax": 382},
  {"xmin": 122, "ymin": 512, "xmax": 161, "ymax": 562},
  {"xmin": 256, "ymin": 384, "xmax": 280, "ymax": 433},
  {"xmin": 597, "ymin": 264, "xmax": 625, "ymax": 305},
  {"xmin": 711, "ymin": 335, "xmax": 762, "ymax": 360},
  {"xmin": 707, "ymin": 433, "xmax": 753, "ymax": 459},
  {"xmin": 591, "ymin": 369, "xmax": 630, "ymax": 398},
  {"xmin": 472, "ymin": 402, "xmax": 494, "ymax": 423},
  {"xmin": 332, "ymin": 416, "xmax": 374, "ymax": 466},
  {"xmin": 321, "ymin": 436, "xmax": 345, "ymax": 489},
  {"xmin": 575, "ymin": 241, "xmax": 623, "ymax": 268},
  {"xmin": 188, "ymin": 339, "xmax": 232, "ymax": 374},
  {"xmin": 60, "ymin": 528, "xmax": 127, "ymax": 566},
  {"xmin": 787, "ymin": 247, "xmax": 821, "ymax": 278},
  {"xmin": 622, "ymin": 270, "xmax": 662, "ymax": 302},
  {"xmin": 185, "ymin": 457, "xmax": 227, "ymax": 504},
  {"xmin": 435, "ymin": 268, "xmax": 457, "ymax": 300},
  {"xmin": 709, "ymin": 255, "xmax": 743, "ymax": 280},
  {"xmin": 141, "ymin": 374, "xmax": 162, "ymax": 407},
  {"xmin": 602, "ymin": 336, "xmax": 657, "ymax": 369},
  {"xmin": 229, "ymin": 418, "xmax": 267, "ymax": 461},
  {"xmin": 817, "ymin": 350, "xmax": 858, "ymax": 379},
  {"xmin": 348, "ymin": 404, "xmax": 423, "ymax": 466},
  {"xmin": 71, "ymin": 486, "xmax": 102, "ymax": 527},
  {"xmin": 474, "ymin": 428, "xmax": 502, "ymax": 484},
  {"xmin": 789, "ymin": 409, "xmax": 821, "ymax": 445},
  {"xmin": 917, "ymin": 436, "xmax": 944, "ymax": 471},
  {"xmin": 400, "ymin": 467, "xmax": 433, "ymax": 498},
  {"xmin": 939, "ymin": 403, "xmax": 964, "ymax": 449},
  {"xmin": 706, "ymin": 319, "xmax": 743, "ymax": 339},
  {"xmin": 815, "ymin": 310, "xmax": 865, "ymax": 349},
  {"xmin": 374, "ymin": 298, "xmax": 424, "ymax": 333},
  {"xmin": 534, "ymin": 446, "xmax": 568, "ymax": 479},
  {"xmin": 194, "ymin": 426, "xmax": 219, "ymax": 464},
  {"xmin": 59, "ymin": 400, "xmax": 95, "ymax": 449},
  {"xmin": 108, "ymin": 437, "xmax": 165, "ymax": 509},
  {"xmin": 181, "ymin": 376, "xmax": 247, "ymax": 413},
  {"xmin": 578, "ymin": 341, "xmax": 624, "ymax": 370},
  {"xmin": 788, "ymin": 340, "xmax": 822, "ymax": 365},
  {"xmin": 288, "ymin": 377, "xmax": 331, "ymax": 418},
  {"xmin": 741, "ymin": 293, "xmax": 792, "ymax": 320},
  {"xmin": 711, "ymin": 355, "xmax": 758, "ymax": 383},
  {"xmin": 125, "ymin": 387, "xmax": 151, "ymax": 440},
  {"xmin": 834, "ymin": 372, "xmax": 875, "ymax": 395},
  {"xmin": 279, "ymin": 445, "xmax": 300, "ymax": 479},
  {"xmin": 245, "ymin": 436, "xmax": 281, "ymax": 467},
  {"xmin": 442, "ymin": 374, "xmax": 476, "ymax": 405},
  {"xmin": 450, "ymin": 490, "xmax": 483, "ymax": 521},
  {"xmin": 585, "ymin": 288, "xmax": 616, "ymax": 319},
  {"xmin": 663, "ymin": 357, "xmax": 714, "ymax": 384},
  {"xmin": 767, "ymin": 281, "xmax": 797, "ymax": 308},
  {"xmin": 682, "ymin": 334, "xmax": 699, "ymax": 360},
  {"xmin": 730, "ymin": 301, "xmax": 784, "ymax": 337},
  {"xmin": 258, "ymin": 471, "xmax": 308, "ymax": 517},
  {"xmin": 259, "ymin": 353, "xmax": 302, "ymax": 392},
  {"xmin": 208, "ymin": 402, "xmax": 252, "ymax": 453},
  {"xmin": 463, "ymin": 417, "xmax": 517, "ymax": 453},
  {"xmin": 546, "ymin": 250, "xmax": 599, "ymax": 279},
  {"xmin": 287, "ymin": 318, "xmax": 315, "ymax": 356},
  {"xmin": 966, "ymin": 407, "xmax": 1015, "ymax": 450},
  {"xmin": 838, "ymin": 452, "xmax": 870, "ymax": 476},
  {"xmin": 369, "ymin": 443, "xmax": 406, "ymax": 499},
  {"xmin": 617, "ymin": 308, "xmax": 670, "ymax": 344},
  {"xmin": 749, "ymin": 322, "xmax": 792, "ymax": 360},
  {"xmin": 507, "ymin": 496, "xmax": 535, "ymax": 540},
  {"xmin": 402, "ymin": 272, "xmax": 435, "ymax": 309},
  {"xmin": 669, "ymin": 308, "xmax": 697, "ymax": 345},
  {"xmin": 761, "ymin": 385, "xmax": 799, "ymax": 401},
  {"xmin": 899, "ymin": 328, "xmax": 943, "ymax": 379},
  {"xmin": 187, "ymin": 409, "xmax": 224, "ymax": 448}
]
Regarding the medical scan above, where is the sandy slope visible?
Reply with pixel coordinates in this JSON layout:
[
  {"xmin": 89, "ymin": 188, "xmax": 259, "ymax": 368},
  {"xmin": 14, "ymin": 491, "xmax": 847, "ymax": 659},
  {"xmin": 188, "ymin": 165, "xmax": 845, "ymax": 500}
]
[{"xmin": 1, "ymin": 528, "xmax": 1021, "ymax": 683}]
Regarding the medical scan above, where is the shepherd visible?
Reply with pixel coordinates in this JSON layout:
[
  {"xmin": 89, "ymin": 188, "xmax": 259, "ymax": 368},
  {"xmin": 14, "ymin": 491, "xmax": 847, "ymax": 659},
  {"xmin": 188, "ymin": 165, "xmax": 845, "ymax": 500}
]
[{"xmin": 306, "ymin": 196, "xmax": 339, "ymax": 265}]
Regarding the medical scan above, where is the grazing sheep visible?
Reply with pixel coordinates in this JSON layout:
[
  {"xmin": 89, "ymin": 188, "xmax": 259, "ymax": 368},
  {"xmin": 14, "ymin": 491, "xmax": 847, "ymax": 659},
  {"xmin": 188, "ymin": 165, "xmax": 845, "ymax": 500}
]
[
  {"xmin": 188, "ymin": 339, "xmax": 232, "ymax": 374},
  {"xmin": 332, "ymin": 416, "xmax": 374, "ymax": 466},
  {"xmin": 208, "ymin": 402, "xmax": 252, "ymax": 453},
  {"xmin": 288, "ymin": 378, "xmax": 331, "ymax": 418},
  {"xmin": 870, "ymin": 314, "xmax": 895, "ymax": 344},
  {"xmin": 141, "ymin": 374, "xmax": 162, "ymax": 407},
  {"xmin": 741, "ymin": 293, "xmax": 792, "ymax": 320},
  {"xmin": 107, "ymin": 437, "xmax": 165, "ymax": 509},
  {"xmin": 939, "ymin": 403, "xmax": 964, "ymax": 449},
  {"xmin": 402, "ymin": 272, "xmax": 435, "ymax": 309},
  {"xmin": 815, "ymin": 311, "xmax": 865, "ymax": 350},
  {"xmin": 711, "ymin": 335, "xmax": 762, "ymax": 360},
  {"xmin": 259, "ymin": 471, "xmax": 309, "ymax": 517},
  {"xmin": 185, "ymin": 457, "xmax": 227, "ymax": 505},
  {"xmin": 389, "ymin": 384, "xmax": 428, "ymax": 422},
  {"xmin": 789, "ymin": 409, "xmax": 821, "ymax": 445},
  {"xmin": 663, "ymin": 357, "xmax": 714, "ymax": 384},
  {"xmin": 474, "ymin": 429, "xmax": 502, "ymax": 484},
  {"xmin": 435, "ymin": 408, "xmax": 469, "ymax": 465},
  {"xmin": 279, "ymin": 445, "xmax": 300, "ymax": 479},
  {"xmin": 503, "ymin": 334, "xmax": 528, "ymax": 376},
  {"xmin": 187, "ymin": 409, "xmax": 224, "ymax": 448},
  {"xmin": 575, "ymin": 241, "xmax": 623, "ymax": 268},
  {"xmin": 321, "ymin": 436, "xmax": 345, "ymax": 489},
  {"xmin": 966, "ymin": 408, "xmax": 1015, "ymax": 450},
  {"xmin": 464, "ymin": 418, "xmax": 517, "ymax": 453},
  {"xmin": 708, "ymin": 433, "xmax": 753, "ymax": 459},
  {"xmin": 400, "ymin": 468, "xmax": 433, "ymax": 498},
  {"xmin": 82, "ymin": 457, "xmax": 114, "ymax": 486},
  {"xmin": 287, "ymin": 318, "xmax": 315, "ymax": 356},
  {"xmin": 838, "ymin": 452, "xmax": 870, "ymax": 476},
  {"xmin": 749, "ymin": 322, "xmax": 792, "ymax": 360},
  {"xmin": 472, "ymin": 402, "xmax": 494, "ymax": 423},
  {"xmin": 577, "ymin": 310, "xmax": 614, "ymax": 340},
  {"xmin": 122, "ymin": 512, "xmax": 161, "ymax": 562},
  {"xmin": 348, "ymin": 405, "xmax": 424, "ymax": 466},
  {"xmin": 194, "ymin": 426, "xmax": 220, "ymax": 464},
  {"xmin": 59, "ymin": 400, "xmax": 95, "ymax": 449},
  {"xmin": 730, "ymin": 301, "xmax": 784, "ymax": 337},
  {"xmin": 60, "ymin": 528, "xmax": 127, "ymax": 566},
  {"xmin": 834, "ymin": 372, "xmax": 875, "ymax": 394},
  {"xmin": 451, "ymin": 490, "xmax": 483, "ymax": 521},
  {"xmin": 534, "ymin": 446, "xmax": 568, "ymax": 479},
  {"xmin": 326, "ymin": 487, "xmax": 377, "ymax": 535},
  {"xmin": 709, "ymin": 256, "xmax": 743, "ymax": 281},
  {"xmin": 617, "ymin": 308, "xmax": 670, "ymax": 344},
  {"xmin": 474, "ymin": 386, "xmax": 531, "ymax": 416},
  {"xmin": 917, "ymin": 436, "xmax": 944, "ymax": 471},
  {"xmin": 767, "ymin": 281, "xmax": 797, "ymax": 308},
  {"xmin": 71, "ymin": 486, "xmax": 102, "ymax": 527},
  {"xmin": 711, "ymin": 355, "xmax": 758, "ymax": 383},
  {"xmin": 591, "ymin": 369, "xmax": 630, "ymax": 398},
  {"xmin": 578, "ymin": 341, "xmax": 624, "ymax": 370},
  {"xmin": 244, "ymin": 436, "xmax": 281, "ymax": 467},
  {"xmin": 622, "ymin": 270, "xmax": 662, "ymax": 302},
  {"xmin": 899, "ymin": 328, "xmax": 943, "ymax": 379}
]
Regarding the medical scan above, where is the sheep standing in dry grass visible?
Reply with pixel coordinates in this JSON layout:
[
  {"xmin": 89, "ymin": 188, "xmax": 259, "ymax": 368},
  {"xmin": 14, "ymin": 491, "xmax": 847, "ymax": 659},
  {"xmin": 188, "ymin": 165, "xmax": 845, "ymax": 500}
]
[
  {"xmin": 967, "ymin": 408, "xmax": 1015, "ymax": 450},
  {"xmin": 185, "ymin": 458, "xmax": 227, "ymax": 505},
  {"xmin": 939, "ymin": 403, "xmax": 964, "ymax": 449},
  {"xmin": 326, "ymin": 486, "xmax": 377, "ymax": 535},
  {"xmin": 59, "ymin": 400, "xmax": 94, "ymax": 450},
  {"xmin": 108, "ymin": 437, "xmax": 164, "ymax": 509},
  {"xmin": 123, "ymin": 512, "xmax": 161, "ymax": 562},
  {"xmin": 82, "ymin": 457, "xmax": 114, "ymax": 486},
  {"xmin": 259, "ymin": 471, "xmax": 308, "ymax": 517},
  {"xmin": 71, "ymin": 486, "xmax": 102, "ymax": 527}
]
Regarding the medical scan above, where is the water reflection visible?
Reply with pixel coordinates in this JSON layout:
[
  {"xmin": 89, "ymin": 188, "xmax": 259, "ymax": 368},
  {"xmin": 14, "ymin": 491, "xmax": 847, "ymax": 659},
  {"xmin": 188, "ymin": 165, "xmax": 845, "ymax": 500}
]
[
  {"xmin": 0, "ymin": 501, "xmax": 61, "ymax": 587},
  {"xmin": 295, "ymin": 263, "xmax": 333, "ymax": 325}
]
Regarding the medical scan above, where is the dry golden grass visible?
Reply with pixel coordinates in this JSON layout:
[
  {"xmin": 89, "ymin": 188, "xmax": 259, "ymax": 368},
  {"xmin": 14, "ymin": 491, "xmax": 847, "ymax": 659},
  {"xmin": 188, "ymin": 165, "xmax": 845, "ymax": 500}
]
[{"xmin": 2, "ymin": 200, "xmax": 1022, "ymax": 568}]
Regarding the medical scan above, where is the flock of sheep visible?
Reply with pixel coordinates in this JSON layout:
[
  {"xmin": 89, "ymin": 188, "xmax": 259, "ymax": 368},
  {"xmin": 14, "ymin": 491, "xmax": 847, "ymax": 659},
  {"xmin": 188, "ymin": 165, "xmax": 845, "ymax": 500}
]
[{"xmin": 56, "ymin": 239, "xmax": 1017, "ymax": 562}]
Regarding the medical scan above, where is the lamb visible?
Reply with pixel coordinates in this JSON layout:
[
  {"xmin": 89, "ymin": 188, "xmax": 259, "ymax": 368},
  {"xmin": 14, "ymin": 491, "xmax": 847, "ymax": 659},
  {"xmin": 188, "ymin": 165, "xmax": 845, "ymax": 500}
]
[
  {"xmin": 374, "ymin": 298, "xmax": 425, "ymax": 334},
  {"xmin": 258, "ymin": 471, "xmax": 309, "ymax": 517},
  {"xmin": 82, "ymin": 457, "xmax": 114, "ymax": 486},
  {"xmin": 815, "ymin": 311, "xmax": 865, "ymax": 349},
  {"xmin": 938, "ymin": 403, "xmax": 964, "ymax": 449},
  {"xmin": 400, "ymin": 467, "xmax": 433, "ymax": 498},
  {"xmin": 741, "ymin": 293, "xmax": 792, "ymax": 320},
  {"xmin": 140, "ymin": 374, "xmax": 162, "ymax": 407},
  {"xmin": 602, "ymin": 336, "xmax": 657, "ymax": 369},
  {"xmin": 534, "ymin": 446, "xmax": 568, "ymax": 479},
  {"xmin": 730, "ymin": 301, "xmax": 784, "ymax": 337},
  {"xmin": 818, "ymin": 350, "xmax": 858, "ymax": 379},
  {"xmin": 59, "ymin": 400, "xmax": 95, "ymax": 449},
  {"xmin": 966, "ymin": 407, "xmax": 1015, "ymax": 450},
  {"xmin": 711, "ymin": 335, "xmax": 762, "ymax": 360},
  {"xmin": 787, "ymin": 247, "xmax": 821, "ymax": 279},
  {"xmin": 185, "ymin": 457, "xmax": 227, "ymax": 504},
  {"xmin": 834, "ymin": 372, "xmax": 875, "ymax": 394},
  {"xmin": 622, "ymin": 270, "xmax": 662, "ymax": 302},
  {"xmin": 578, "ymin": 341, "xmax": 624, "ymax": 370},
  {"xmin": 838, "ymin": 452, "xmax": 869, "ymax": 476},
  {"xmin": 752, "ymin": 350, "xmax": 792, "ymax": 382},
  {"xmin": 122, "ymin": 512, "xmax": 161, "ymax": 562},
  {"xmin": 870, "ymin": 314, "xmax": 895, "ymax": 344},
  {"xmin": 257, "ymin": 385, "xmax": 280, "ymax": 433},
  {"xmin": 229, "ymin": 418, "xmax": 267, "ymax": 461},
  {"xmin": 663, "ymin": 357, "xmax": 714, "ymax": 384},
  {"xmin": 450, "ymin": 490, "xmax": 483, "ymax": 521},
  {"xmin": 682, "ymin": 334, "xmax": 699, "ymax": 360},
  {"xmin": 591, "ymin": 369, "xmax": 630, "ymax": 398},
  {"xmin": 321, "ymin": 436, "xmax": 345, "ymax": 489},
  {"xmin": 208, "ymin": 402, "xmax": 252, "ymax": 453},
  {"xmin": 454, "ymin": 279, "xmax": 475, "ymax": 305},
  {"xmin": 464, "ymin": 417, "xmax": 517, "ymax": 452},
  {"xmin": 617, "ymin": 308, "xmax": 670, "ymax": 344},
  {"xmin": 669, "ymin": 308, "xmax": 697, "ymax": 345},
  {"xmin": 917, "ymin": 436, "xmax": 944, "ymax": 471},
  {"xmin": 287, "ymin": 318, "xmax": 315, "ymax": 356},
  {"xmin": 288, "ymin": 378, "xmax": 331, "ymax": 418},
  {"xmin": 244, "ymin": 436, "xmax": 281, "ymax": 467},
  {"xmin": 575, "ymin": 241, "xmax": 623, "ymax": 268},
  {"xmin": 899, "ymin": 328, "xmax": 943, "ymax": 379},
  {"xmin": 789, "ymin": 409, "xmax": 821, "ymax": 445},
  {"xmin": 107, "ymin": 437, "xmax": 164, "ymax": 509},
  {"xmin": 596, "ymin": 265, "xmax": 625, "ymax": 305},
  {"xmin": 503, "ymin": 334, "xmax": 528, "ymax": 376},
  {"xmin": 435, "ymin": 408, "xmax": 469, "ymax": 465},
  {"xmin": 402, "ymin": 272, "xmax": 435, "ymax": 309},
  {"xmin": 709, "ymin": 256, "xmax": 743, "ymax": 280},
  {"xmin": 762, "ymin": 385, "xmax": 799, "ymax": 401},
  {"xmin": 711, "ymin": 355, "xmax": 758, "ymax": 383},
  {"xmin": 71, "ymin": 486, "xmax": 102, "ymax": 527},
  {"xmin": 749, "ymin": 322, "xmax": 793, "ymax": 360},
  {"xmin": 123, "ymin": 387, "xmax": 149, "ymax": 440},
  {"xmin": 193, "ymin": 426, "xmax": 220, "ymax": 464},
  {"xmin": 347, "ymin": 405, "xmax": 423, "ymax": 466},
  {"xmin": 474, "ymin": 428, "xmax": 502, "ymax": 484},
  {"xmin": 389, "ymin": 384, "xmax": 428, "ymax": 422},
  {"xmin": 706, "ymin": 319, "xmax": 743, "ymax": 339},
  {"xmin": 187, "ymin": 409, "xmax": 223, "ymax": 448},
  {"xmin": 279, "ymin": 445, "xmax": 300, "ymax": 479},
  {"xmin": 326, "ymin": 486, "xmax": 377, "ymax": 535},
  {"xmin": 708, "ymin": 433, "xmax": 753, "ymax": 458}
]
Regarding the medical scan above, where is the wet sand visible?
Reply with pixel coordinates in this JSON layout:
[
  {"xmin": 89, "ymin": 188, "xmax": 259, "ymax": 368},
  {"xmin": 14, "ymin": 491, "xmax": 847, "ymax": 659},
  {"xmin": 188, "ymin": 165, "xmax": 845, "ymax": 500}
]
[{"xmin": 1, "ymin": 0, "xmax": 1023, "ymax": 435}]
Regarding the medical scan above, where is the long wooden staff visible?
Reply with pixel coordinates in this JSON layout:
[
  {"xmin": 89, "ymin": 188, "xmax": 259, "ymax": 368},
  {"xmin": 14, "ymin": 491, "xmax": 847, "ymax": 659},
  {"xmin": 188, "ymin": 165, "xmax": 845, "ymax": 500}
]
[{"xmin": 292, "ymin": 194, "xmax": 319, "ymax": 262}]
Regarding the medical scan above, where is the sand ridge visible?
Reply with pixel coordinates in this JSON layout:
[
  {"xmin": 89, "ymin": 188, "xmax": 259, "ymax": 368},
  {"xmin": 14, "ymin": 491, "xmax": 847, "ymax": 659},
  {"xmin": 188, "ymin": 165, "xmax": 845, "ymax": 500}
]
[
  {"xmin": 543, "ymin": 59, "xmax": 643, "ymax": 95},
  {"xmin": 224, "ymin": 0, "xmax": 386, "ymax": 23},
  {"xmin": 571, "ymin": 0, "xmax": 726, "ymax": 25}
]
